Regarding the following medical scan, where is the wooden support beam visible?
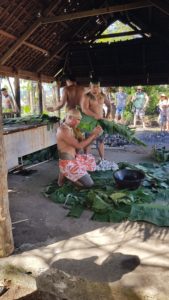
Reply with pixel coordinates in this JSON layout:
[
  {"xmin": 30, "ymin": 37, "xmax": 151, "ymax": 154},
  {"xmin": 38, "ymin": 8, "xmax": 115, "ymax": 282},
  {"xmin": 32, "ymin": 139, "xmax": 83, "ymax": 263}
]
[
  {"xmin": 0, "ymin": 0, "xmax": 63, "ymax": 65},
  {"xmin": 37, "ymin": 18, "xmax": 92, "ymax": 72},
  {"xmin": 0, "ymin": 76, "xmax": 14, "ymax": 257},
  {"xmin": 42, "ymin": 1, "xmax": 152, "ymax": 24},
  {"xmin": 150, "ymin": 0, "xmax": 169, "ymax": 16},
  {"xmin": 97, "ymin": 30, "xmax": 144, "ymax": 39},
  {"xmin": 42, "ymin": 0, "xmax": 62, "ymax": 16},
  {"xmin": 37, "ymin": 44, "xmax": 66, "ymax": 72},
  {"xmin": 0, "ymin": 65, "xmax": 54, "ymax": 83},
  {"xmin": 56, "ymin": 81, "xmax": 61, "ymax": 118},
  {"xmin": 0, "ymin": 20, "xmax": 41, "ymax": 65},
  {"xmin": 14, "ymin": 75, "xmax": 21, "ymax": 116},
  {"xmin": 38, "ymin": 81, "xmax": 43, "ymax": 114},
  {"xmin": 0, "ymin": 29, "xmax": 49, "ymax": 55}
]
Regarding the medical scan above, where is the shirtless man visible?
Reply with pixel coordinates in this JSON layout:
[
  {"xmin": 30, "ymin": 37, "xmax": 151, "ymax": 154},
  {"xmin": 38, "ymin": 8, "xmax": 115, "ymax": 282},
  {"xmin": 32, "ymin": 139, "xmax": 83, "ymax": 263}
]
[
  {"xmin": 56, "ymin": 108, "xmax": 103, "ymax": 187},
  {"xmin": 48, "ymin": 75, "xmax": 85, "ymax": 112},
  {"xmin": 81, "ymin": 78, "xmax": 111, "ymax": 160},
  {"xmin": 1, "ymin": 88, "xmax": 16, "ymax": 112}
]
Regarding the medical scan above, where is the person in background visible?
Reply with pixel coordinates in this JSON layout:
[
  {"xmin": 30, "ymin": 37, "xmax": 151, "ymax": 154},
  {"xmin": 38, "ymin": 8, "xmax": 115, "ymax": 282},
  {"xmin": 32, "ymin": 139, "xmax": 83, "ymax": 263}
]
[
  {"xmin": 115, "ymin": 87, "xmax": 128, "ymax": 123},
  {"xmin": 158, "ymin": 93, "xmax": 168, "ymax": 132},
  {"xmin": 1, "ymin": 88, "xmax": 16, "ymax": 113},
  {"xmin": 131, "ymin": 85, "xmax": 149, "ymax": 129},
  {"xmin": 81, "ymin": 77, "xmax": 111, "ymax": 161},
  {"xmin": 47, "ymin": 74, "xmax": 85, "ymax": 112},
  {"xmin": 103, "ymin": 87, "xmax": 116, "ymax": 120},
  {"xmin": 56, "ymin": 109, "xmax": 103, "ymax": 187}
]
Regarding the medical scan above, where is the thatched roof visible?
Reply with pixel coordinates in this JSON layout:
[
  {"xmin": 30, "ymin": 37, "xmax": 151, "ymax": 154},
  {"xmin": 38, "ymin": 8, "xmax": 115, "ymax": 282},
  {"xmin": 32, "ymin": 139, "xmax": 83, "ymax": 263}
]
[{"xmin": 0, "ymin": 0, "xmax": 169, "ymax": 84}]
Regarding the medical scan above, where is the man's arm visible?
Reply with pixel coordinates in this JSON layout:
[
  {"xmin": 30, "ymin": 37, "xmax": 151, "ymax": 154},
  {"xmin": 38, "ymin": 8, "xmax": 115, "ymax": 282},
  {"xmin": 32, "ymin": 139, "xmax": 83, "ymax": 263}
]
[
  {"xmin": 104, "ymin": 95, "xmax": 112, "ymax": 118},
  {"xmin": 81, "ymin": 94, "xmax": 100, "ymax": 119},
  {"xmin": 47, "ymin": 87, "xmax": 68, "ymax": 111},
  {"xmin": 59, "ymin": 126, "xmax": 102, "ymax": 150}
]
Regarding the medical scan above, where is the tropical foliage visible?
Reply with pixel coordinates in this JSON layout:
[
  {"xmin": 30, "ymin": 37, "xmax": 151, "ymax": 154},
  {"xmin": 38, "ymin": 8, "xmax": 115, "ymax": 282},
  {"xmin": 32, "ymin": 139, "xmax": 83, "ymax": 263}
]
[{"xmin": 44, "ymin": 161, "xmax": 169, "ymax": 227}]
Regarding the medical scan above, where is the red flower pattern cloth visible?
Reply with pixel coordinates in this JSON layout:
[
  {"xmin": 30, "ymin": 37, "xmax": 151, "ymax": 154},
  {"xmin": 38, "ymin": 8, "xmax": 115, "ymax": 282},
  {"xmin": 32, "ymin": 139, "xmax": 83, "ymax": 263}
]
[{"xmin": 59, "ymin": 154, "xmax": 96, "ymax": 182}]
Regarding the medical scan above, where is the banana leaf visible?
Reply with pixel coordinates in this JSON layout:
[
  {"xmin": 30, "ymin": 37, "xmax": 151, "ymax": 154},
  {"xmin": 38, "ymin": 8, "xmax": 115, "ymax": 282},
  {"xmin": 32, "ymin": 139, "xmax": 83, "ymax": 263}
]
[
  {"xmin": 129, "ymin": 203, "xmax": 169, "ymax": 226},
  {"xmin": 92, "ymin": 195, "xmax": 110, "ymax": 213},
  {"xmin": 78, "ymin": 113, "xmax": 145, "ymax": 146},
  {"xmin": 67, "ymin": 204, "xmax": 84, "ymax": 218}
]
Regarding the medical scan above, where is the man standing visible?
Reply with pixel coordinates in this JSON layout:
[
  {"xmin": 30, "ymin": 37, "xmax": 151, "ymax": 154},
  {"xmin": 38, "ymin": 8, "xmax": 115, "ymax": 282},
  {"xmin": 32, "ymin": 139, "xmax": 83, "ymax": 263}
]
[
  {"xmin": 115, "ymin": 87, "xmax": 127, "ymax": 123},
  {"xmin": 132, "ymin": 86, "xmax": 149, "ymax": 128},
  {"xmin": 80, "ymin": 78, "xmax": 111, "ymax": 160},
  {"xmin": 56, "ymin": 109, "xmax": 103, "ymax": 187},
  {"xmin": 1, "ymin": 88, "xmax": 16, "ymax": 113},
  {"xmin": 48, "ymin": 75, "xmax": 85, "ymax": 112}
]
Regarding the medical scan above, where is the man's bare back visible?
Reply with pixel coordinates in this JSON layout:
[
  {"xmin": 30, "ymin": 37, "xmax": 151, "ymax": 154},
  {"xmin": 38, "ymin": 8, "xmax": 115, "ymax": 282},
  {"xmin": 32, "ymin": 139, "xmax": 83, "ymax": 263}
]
[{"xmin": 65, "ymin": 84, "xmax": 85, "ymax": 110}]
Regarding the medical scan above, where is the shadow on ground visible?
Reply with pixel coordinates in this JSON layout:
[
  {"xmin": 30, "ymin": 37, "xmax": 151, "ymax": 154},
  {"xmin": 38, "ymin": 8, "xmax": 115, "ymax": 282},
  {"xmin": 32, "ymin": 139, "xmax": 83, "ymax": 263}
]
[{"xmin": 15, "ymin": 253, "xmax": 140, "ymax": 300}]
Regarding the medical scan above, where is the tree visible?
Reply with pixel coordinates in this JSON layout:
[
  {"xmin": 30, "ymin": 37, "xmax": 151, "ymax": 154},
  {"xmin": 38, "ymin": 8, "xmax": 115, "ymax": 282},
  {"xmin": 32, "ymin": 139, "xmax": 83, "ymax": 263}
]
[{"xmin": 0, "ymin": 78, "xmax": 14, "ymax": 257}]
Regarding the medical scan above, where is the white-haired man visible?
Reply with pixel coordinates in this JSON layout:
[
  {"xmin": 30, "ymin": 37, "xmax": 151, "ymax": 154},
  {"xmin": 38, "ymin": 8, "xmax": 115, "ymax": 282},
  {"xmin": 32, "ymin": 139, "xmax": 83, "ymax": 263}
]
[{"xmin": 56, "ymin": 109, "xmax": 103, "ymax": 187}]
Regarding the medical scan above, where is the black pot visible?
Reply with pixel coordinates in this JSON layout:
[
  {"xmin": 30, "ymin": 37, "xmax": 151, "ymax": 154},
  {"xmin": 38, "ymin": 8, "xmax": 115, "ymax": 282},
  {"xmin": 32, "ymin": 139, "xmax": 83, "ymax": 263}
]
[{"xmin": 113, "ymin": 169, "xmax": 145, "ymax": 190}]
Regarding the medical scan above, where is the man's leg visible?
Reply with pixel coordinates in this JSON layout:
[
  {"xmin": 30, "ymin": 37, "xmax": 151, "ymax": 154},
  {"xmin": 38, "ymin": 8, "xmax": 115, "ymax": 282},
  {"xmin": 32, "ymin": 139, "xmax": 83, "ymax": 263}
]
[
  {"xmin": 115, "ymin": 108, "xmax": 119, "ymax": 122},
  {"xmin": 58, "ymin": 172, "xmax": 65, "ymax": 186},
  {"xmin": 140, "ymin": 110, "xmax": 146, "ymax": 128},
  {"xmin": 76, "ymin": 174, "xmax": 94, "ymax": 188},
  {"xmin": 98, "ymin": 141, "xmax": 104, "ymax": 160},
  {"xmin": 133, "ymin": 113, "xmax": 137, "ymax": 127}
]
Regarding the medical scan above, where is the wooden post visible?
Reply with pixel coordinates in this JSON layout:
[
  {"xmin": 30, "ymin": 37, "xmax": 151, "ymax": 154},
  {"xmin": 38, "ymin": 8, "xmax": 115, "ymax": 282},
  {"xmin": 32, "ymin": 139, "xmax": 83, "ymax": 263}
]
[
  {"xmin": 0, "ymin": 77, "xmax": 14, "ymax": 257},
  {"xmin": 14, "ymin": 75, "xmax": 21, "ymax": 117},
  {"xmin": 38, "ymin": 80, "xmax": 43, "ymax": 114},
  {"xmin": 56, "ymin": 80, "xmax": 61, "ymax": 118},
  {"xmin": 52, "ymin": 81, "xmax": 57, "ymax": 108}
]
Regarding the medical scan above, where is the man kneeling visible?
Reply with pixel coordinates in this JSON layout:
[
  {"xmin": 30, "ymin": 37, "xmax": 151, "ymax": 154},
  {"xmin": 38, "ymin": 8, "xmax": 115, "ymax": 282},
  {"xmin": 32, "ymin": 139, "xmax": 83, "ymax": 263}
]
[{"xmin": 56, "ymin": 109, "xmax": 103, "ymax": 187}]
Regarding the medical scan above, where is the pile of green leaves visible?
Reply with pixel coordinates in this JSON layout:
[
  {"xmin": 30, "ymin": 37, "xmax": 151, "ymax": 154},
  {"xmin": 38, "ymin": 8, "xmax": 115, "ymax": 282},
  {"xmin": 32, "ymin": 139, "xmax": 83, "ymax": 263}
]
[
  {"xmin": 44, "ymin": 161, "xmax": 169, "ymax": 226},
  {"xmin": 3, "ymin": 114, "xmax": 60, "ymax": 129},
  {"xmin": 78, "ymin": 113, "xmax": 145, "ymax": 146},
  {"xmin": 152, "ymin": 146, "xmax": 169, "ymax": 162}
]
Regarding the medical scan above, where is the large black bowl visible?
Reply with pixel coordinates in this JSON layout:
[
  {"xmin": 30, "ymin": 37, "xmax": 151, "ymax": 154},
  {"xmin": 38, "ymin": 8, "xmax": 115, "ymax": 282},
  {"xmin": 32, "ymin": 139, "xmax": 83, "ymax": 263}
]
[{"xmin": 113, "ymin": 169, "xmax": 145, "ymax": 190}]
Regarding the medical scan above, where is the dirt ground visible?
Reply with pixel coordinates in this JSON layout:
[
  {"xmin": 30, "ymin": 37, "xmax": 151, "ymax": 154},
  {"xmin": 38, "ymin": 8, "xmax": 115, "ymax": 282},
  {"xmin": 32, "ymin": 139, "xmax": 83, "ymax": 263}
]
[
  {"xmin": 1, "ymin": 130, "xmax": 169, "ymax": 299},
  {"xmin": 9, "ymin": 144, "xmax": 152, "ymax": 252}
]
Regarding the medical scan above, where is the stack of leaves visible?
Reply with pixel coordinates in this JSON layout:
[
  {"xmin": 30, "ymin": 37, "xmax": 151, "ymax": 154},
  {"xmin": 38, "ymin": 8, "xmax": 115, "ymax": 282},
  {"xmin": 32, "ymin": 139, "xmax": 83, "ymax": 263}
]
[
  {"xmin": 78, "ymin": 113, "xmax": 145, "ymax": 146},
  {"xmin": 3, "ymin": 114, "xmax": 60, "ymax": 129},
  {"xmin": 44, "ymin": 161, "xmax": 169, "ymax": 226}
]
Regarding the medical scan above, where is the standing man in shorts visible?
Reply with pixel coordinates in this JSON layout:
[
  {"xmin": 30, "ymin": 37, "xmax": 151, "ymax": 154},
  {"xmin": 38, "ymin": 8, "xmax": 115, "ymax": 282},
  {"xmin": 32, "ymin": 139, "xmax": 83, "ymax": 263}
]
[
  {"xmin": 115, "ymin": 87, "xmax": 127, "ymax": 123},
  {"xmin": 80, "ymin": 78, "xmax": 111, "ymax": 160},
  {"xmin": 132, "ymin": 86, "xmax": 149, "ymax": 129}
]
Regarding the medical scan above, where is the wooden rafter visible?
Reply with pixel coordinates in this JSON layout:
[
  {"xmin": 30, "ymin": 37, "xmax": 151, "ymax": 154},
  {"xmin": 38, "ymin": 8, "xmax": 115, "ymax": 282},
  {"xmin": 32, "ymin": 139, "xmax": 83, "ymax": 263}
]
[
  {"xmin": 37, "ymin": 17, "xmax": 93, "ymax": 72},
  {"xmin": 150, "ymin": 0, "xmax": 169, "ymax": 16},
  {"xmin": 0, "ymin": 65, "xmax": 54, "ymax": 83},
  {"xmin": 37, "ymin": 44, "xmax": 66, "ymax": 72},
  {"xmin": 0, "ymin": 0, "xmax": 63, "ymax": 65},
  {"xmin": 42, "ymin": 1, "xmax": 152, "ymax": 24},
  {"xmin": 96, "ymin": 30, "xmax": 145, "ymax": 39},
  {"xmin": 0, "ymin": 20, "xmax": 41, "ymax": 65},
  {"xmin": 0, "ymin": 29, "xmax": 49, "ymax": 55}
]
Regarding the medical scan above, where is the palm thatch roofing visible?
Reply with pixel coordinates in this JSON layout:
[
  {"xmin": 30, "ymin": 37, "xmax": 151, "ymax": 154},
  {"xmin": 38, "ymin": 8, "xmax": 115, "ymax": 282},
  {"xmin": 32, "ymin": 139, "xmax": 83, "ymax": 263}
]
[{"xmin": 0, "ymin": 0, "xmax": 169, "ymax": 85}]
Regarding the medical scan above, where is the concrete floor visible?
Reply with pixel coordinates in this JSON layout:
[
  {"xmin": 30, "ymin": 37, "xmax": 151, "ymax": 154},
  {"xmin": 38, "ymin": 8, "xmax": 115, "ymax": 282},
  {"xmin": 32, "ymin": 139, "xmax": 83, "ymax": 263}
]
[{"xmin": 1, "ymin": 145, "xmax": 169, "ymax": 299}]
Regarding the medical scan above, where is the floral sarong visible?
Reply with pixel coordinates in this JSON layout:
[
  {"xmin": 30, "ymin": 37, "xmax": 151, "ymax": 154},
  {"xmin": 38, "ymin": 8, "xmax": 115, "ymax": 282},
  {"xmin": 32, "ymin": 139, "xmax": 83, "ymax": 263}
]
[{"xmin": 59, "ymin": 154, "xmax": 96, "ymax": 182}]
